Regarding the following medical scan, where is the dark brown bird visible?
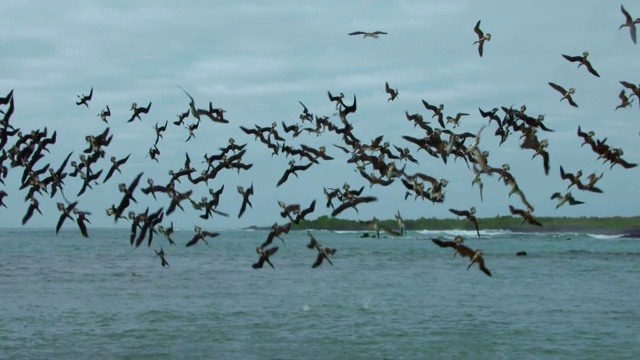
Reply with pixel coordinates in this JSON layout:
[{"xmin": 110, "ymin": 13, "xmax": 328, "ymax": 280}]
[
  {"xmin": 619, "ymin": 5, "xmax": 640, "ymax": 44},
  {"xmin": 562, "ymin": 52, "xmax": 600, "ymax": 77},
  {"xmin": 548, "ymin": 83, "xmax": 578, "ymax": 107},
  {"xmin": 550, "ymin": 192, "xmax": 584, "ymax": 209},
  {"xmin": 22, "ymin": 198, "xmax": 42, "ymax": 225},
  {"xmin": 449, "ymin": 207, "xmax": 481, "ymax": 237},
  {"xmin": 620, "ymin": 81, "xmax": 640, "ymax": 106},
  {"xmin": 259, "ymin": 222, "xmax": 292, "ymax": 249},
  {"xmin": 73, "ymin": 208, "xmax": 91, "ymax": 238},
  {"xmin": 385, "ymin": 82, "xmax": 398, "ymax": 101},
  {"xmin": 615, "ymin": 90, "xmax": 634, "ymax": 110},
  {"xmin": 155, "ymin": 248, "xmax": 170, "ymax": 267},
  {"xmin": 431, "ymin": 236, "xmax": 475, "ymax": 259},
  {"xmin": 98, "ymin": 105, "xmax": 111, "ymax": 123},
  {"xmin": 422, "ymin": 100, "xmax": 445, "ymax": 128},
  {"xmin": 127, "ymin": 102, "xmax": 152, "ymax": 122},
  {"xmin": 348, "ymin": 31, "xmax": 387, "ymax": 39},
  {"xmin": 287, "ymin": 199, "xmax": 316, "ymax": 224},
  {"xmin": 276, "ymin": 160, "xmax": 313, "ymax": 187},
  {"xmin": 185, "ymin": 226, "xmax": 220, "ymax": 247},
  {"xmin": 103, "ymin": 154, "xmax": 130, "ymax": 183},
  {"xmin": 509, "ymin": 205, "xmax": 542, "ymax": 226},
  {"xmin": 237, "ymin": 183, "xmax": 254, "ymax": 218},
  {"xmin": 55, "ymin": 201, "xmax": 78, "ymax": 234},
  {"xmin": 467, "ymin": 250, "xmax": 492, "ymax": 277},
  {"xmin": 312, "ymin": 248, "xmax": 335, "ymax": 268},
  {"xmin": 473, "ymin": 20, "xmax": 491, "ymax": 57},
  {"xmin": 331, "ymin": 196, "xmax": 377, "ymax": 217},
  {"xmin": 76, "ymin": 87, "xmax": 93, "ymax": 108},
  {"xmin": 253, "ymin": 246, "xmax": 279, "ymax": 269}
]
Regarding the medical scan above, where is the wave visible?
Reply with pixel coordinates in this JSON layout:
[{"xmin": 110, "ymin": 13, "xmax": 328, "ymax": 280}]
[
  {"xmin": 415, "ymin": 229, "xmax": 514, "ymax": 237},
  {"xmin": 586, "ymin": 233, "xmax": 623, "ymax": 240}
]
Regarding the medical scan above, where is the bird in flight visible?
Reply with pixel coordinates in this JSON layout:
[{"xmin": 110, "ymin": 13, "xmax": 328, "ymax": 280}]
[
  {"xmin": 348, "ymin": 31, "xmax": 387, "ymax": 39},
  {"xmin": 473, "ymin": 20, "xmax": 491, "ymax": 57}
]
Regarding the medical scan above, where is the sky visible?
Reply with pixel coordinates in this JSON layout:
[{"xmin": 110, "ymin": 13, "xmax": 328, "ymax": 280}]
[{"xmin": 1, "ymin": 0, "xmax": 639, "ymax": 230}]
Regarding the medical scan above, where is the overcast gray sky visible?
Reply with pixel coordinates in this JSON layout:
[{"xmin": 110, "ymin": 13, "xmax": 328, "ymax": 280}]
[{"xmin": 1, "ymin": 1, "xmax": 639, "ymax": 229}]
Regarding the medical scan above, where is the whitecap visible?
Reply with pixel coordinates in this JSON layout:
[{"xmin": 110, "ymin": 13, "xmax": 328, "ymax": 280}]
[{"xmin": 587, "ymin": 233, "xmax": 623, "ymax": 240}]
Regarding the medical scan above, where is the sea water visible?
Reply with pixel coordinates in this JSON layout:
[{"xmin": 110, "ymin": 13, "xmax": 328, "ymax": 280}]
[{"xmin": 1, "ymin": 228, "xmax": 639, "ymax": 359}]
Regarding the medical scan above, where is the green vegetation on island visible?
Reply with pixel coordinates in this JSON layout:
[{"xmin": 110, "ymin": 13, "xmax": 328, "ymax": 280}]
[{"xmin": 279, "ymin": 215, "xmax": 640, "ymax": 234}]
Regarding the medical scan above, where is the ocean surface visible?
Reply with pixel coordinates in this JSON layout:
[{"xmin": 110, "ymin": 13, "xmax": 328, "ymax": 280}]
[{"xmin": 1, "ymin": 227, "xmax": 639, "ymax": 359}]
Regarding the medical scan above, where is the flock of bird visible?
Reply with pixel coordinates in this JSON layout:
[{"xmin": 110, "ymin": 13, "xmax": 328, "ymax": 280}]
[{"xmin": 1, "ymin": 5, "xmax": 639, "ymax": 277}]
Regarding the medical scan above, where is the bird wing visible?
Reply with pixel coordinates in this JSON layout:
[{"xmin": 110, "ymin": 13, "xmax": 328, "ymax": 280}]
[
  {"xmin": 548, "ymin": 82, "xmax": 567, "ymax": 95},
  {"xmin": 474, "ymin": 20, "xmax": 484, "ymax": 38},
  {"xmin": 477, "ymin": 257, "xmax": 492, "ymax": 277},
  {"xmin": 431, "ymin": 238, "xmax": 456, "ymax": 249},
  {"xmin": 311, "ymin": 252, "xmax": 325, "ymax": 268},
  {"xmin": 185, "ymin": 234, "xmax": 200, "ymax": 247},
  {"xmin": 265, "ymin": 246, "xmax": 279, "ymax": 257},
  {"xmin": 584, "ymin": 61, "xmax": 600, "ymax": 77},
  {"xmin": 77, "ymin": 217, "xmax": 89, "ymax": 237},
  {"xmin": 620, "ymin": 81, "xmax": 638, "ymax": 92},
  {"xmin": 621, "ymin": 5, "xmax": 633, "ymax": 24},
  {"xmin": 449, "ymin": 208, "xmax": 469, "ymax": 217},
  {"xmin": 421, "ymin": 100, "xmax": 438, "ymax": 113},
  {"xmin": 561, "ymin": 54, "xmax": 582, "ymax": 63}
]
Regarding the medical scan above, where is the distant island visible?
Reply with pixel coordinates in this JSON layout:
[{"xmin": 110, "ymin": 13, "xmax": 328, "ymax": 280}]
[{"xmin": 246, "ymin": 215, "xmax": 640, "ymax": 237}]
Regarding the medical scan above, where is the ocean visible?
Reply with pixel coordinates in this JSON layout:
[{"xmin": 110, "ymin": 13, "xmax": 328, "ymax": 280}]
[{"xmin": 1, "ymin": 228, "xmax": 639, "ymax": 359}]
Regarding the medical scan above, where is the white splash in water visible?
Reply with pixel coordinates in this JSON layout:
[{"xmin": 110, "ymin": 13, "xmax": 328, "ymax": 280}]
[
  {"xmin": 302, "ymin": 304, "xmax": 310, "ymax": 312},
  {"xmin": 363, "ymin": 296, "xmax": 372, "ymax": 309}
]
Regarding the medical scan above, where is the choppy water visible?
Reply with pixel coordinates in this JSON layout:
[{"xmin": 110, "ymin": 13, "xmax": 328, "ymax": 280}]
[{"xmin": 1, "ymin": 228, "xmax": 639, "ymax": 359}]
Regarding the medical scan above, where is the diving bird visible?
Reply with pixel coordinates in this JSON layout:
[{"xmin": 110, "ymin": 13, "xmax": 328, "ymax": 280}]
[
  {"xmin": 561, "ymin": 52, "xmax": 600, "ymax": 77},
  {"xmin": 276, "ymin": 160, "xmax": 313, "ymax": 187},
  {"xmin": 98, "ymin": 105, "xmax": 111, "ymax": 123},
  {"xmin": 253, "ymin": 246, "xmax": 279, "ymax": 269},
  {"xmin": 55, "ymin": 201, "xmax": 78, "ymax": 234},
  {"xmin": 467, "ymin": 250, "xmax": 492, "ymax": 277},
  {"xmin": 103, "ymin": 154, "xmax": 131, "ymax": 183},
  {"xmin": 550, "ymin": 192, "xmax": 584, "ymax": 209},
  {"xmin": 311, "ymin": 247, "xmax": 335, "ymax": 268},
  {"xmin": 449, "ymin": 207, "xmax": 481, "ymax": 237},
  {"xmin": 185, "ymin": 226, "xmax": 219, "ymax": 247},
  {"xmin": 127, "ymin": 102, "xmax": 152, "ymax": 122},
  {"xmin": 348, "ymin": 31, "xmax": 387, "ymax": 39},
  {"xmin": 259, "ymin": 222, "xmax": 291, "ymax": 249},
  {"xmin": 385, "ymin": 82, "xmax": 398, "ymax": 101},
  {"xmin": 473, "ymin": 20, "xmax": 491, "ymax": 57},
  {"xmin": 509, "ymin": 205, "xmax": 542, "ymax": 226},
  {"xmin": 431, "ymin": 236, "xmax": 475, "ymax": 259},
  {"xmin": 615, "ymin": 89, "xmax": 634, "ymax": 110},
  {"xmin": 76, "ymin": 87, "xmax": 93, "ymax": 108},
  {"xmin": 237, "ymin": 183, "xmax": 254, "ymax": 218},
  {"xmin": 331, "ymin": 196, "xmax": 377, "ymax": 217},
  {"xmin": 548, "ymin": 82, "xmax": 578, "ymax": 107},
  {"xmin": 73, "ymin": 208, "xmax": 91, "ymax": 238},
  {"xmin": 155, "ymin": 248, "xmax": 170, "ymax": 267},
  {"xmin": 619, "ymin": 81, "xmax": 640, "ymax": 106},
  {"xmin": 619, "ymin": 5, "xmax": 640, "ymax": 44}
]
